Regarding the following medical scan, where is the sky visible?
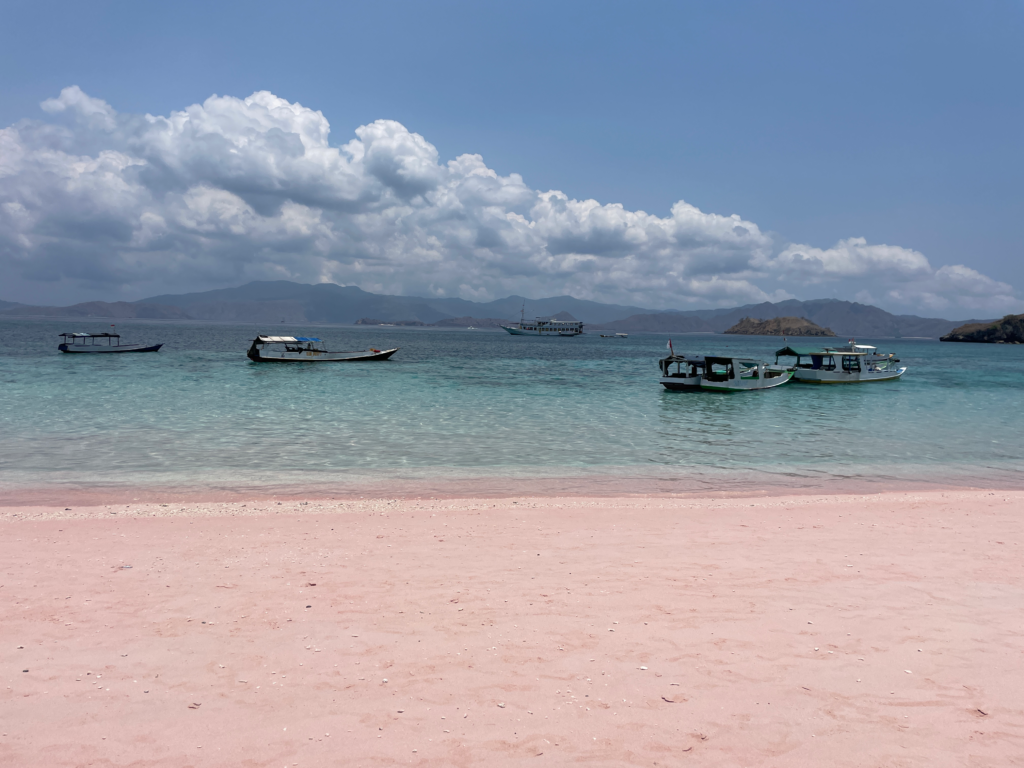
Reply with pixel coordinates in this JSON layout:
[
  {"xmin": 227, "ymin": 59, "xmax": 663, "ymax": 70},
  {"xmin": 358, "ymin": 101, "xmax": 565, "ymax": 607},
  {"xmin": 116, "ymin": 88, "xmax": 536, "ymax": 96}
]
[{"xmin": 1, "ymin": 0, "xmax": 1021, "ymax": 318}]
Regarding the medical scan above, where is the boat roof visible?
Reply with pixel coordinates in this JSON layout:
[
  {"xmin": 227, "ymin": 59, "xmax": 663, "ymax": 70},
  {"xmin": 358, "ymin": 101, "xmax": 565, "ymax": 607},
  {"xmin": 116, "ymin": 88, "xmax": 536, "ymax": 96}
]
[
  {"xmin": 776, "ymin": 344, "xmax": 876, "ymax": 356},
  {"xmin": 257, "ymin": 335, "xmax": 322, "ymax": 342},
  {"xmin": 660, "ymin": 354, "xmax": 705, "ymax": 365},
  {"xmin": 705, "ymin": 356, "xmax": 762, "ymax": 365},
  {"xmin": 775, "ymin": 345, "xmax": 829, "ymax": 356},
  {"xmin": 60, "ymin": 332, "xmax": 119, "ymax": 338}
]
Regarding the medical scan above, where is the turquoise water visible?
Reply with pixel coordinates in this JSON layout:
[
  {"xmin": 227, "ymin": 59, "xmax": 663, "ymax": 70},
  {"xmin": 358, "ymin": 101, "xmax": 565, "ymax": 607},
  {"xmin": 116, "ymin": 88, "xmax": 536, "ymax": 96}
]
[{"xmin": 1, "ymin": 318, "xmax": 1022, "ymax": 496}]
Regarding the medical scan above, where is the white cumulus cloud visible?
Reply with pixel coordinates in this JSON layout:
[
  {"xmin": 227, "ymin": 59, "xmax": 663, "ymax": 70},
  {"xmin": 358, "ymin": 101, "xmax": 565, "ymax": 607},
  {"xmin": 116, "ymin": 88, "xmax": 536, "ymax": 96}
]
[{"xmin": 0, "ymin": 86, "xmax": 1017, "ymax": 315}]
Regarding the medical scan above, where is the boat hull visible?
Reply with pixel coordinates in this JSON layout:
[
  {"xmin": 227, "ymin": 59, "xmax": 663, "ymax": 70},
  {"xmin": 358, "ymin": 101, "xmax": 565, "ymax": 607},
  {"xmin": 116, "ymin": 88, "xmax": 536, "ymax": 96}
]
[
  {"xmin": 660, "ymin": 375, "xmax": 702, "ymax": 391},
  {"xmin": 59, "ymin": 343, "xmax": 163, "ymax": 353},
  {"xmin": 700, "ymin": 369, "xmax": 794, "ymax": 392},
  {"xmin": 500, "ymin": 326, "xmax": 581, "ymax": 336},
  {"xmin": 792, "ymin": 367, "xmax": 907, "ymax": 383},
  {"xmin": 247, "ymin": 347, "xmax": 399, "ymax": 362}
]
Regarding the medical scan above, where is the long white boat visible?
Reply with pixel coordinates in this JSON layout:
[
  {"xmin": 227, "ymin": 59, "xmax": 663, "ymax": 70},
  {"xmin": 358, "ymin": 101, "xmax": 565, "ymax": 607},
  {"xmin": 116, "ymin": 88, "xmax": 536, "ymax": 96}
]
[
  {"xmin": 774, "ymin": 343, "xmax": 906, "ymax": 383},
  {"xmin": 500, "ymin": 307, "xmax": 583, "ymax": 336},
  {"xmin": 247, "ymin": 335, "xmax": 398, "ymax": 362},
  {"xmin": 500, "ymin": 318, "xmax": 584, "ymax": 336},
  {"xmin": 699, "ymin": 357, "xmax": 794, "ymax": 392},
  {"xmin": 58, "ymin": 332, "xmax": 162, "ymax": 353}
]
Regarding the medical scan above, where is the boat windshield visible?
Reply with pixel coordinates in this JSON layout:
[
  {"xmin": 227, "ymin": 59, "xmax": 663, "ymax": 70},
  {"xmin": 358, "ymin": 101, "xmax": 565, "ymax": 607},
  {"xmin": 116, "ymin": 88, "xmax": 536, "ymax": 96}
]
[
  {"xmin": 703, "ymin": 357, "xmax": 734, "ymax": 382},
  {"xmin": 60, "ymin": 332, "xmax": 120, "ymax": 346},
  {"xmin": 659, "ymin": 355, "xmax": 704, "ymax": 377}
]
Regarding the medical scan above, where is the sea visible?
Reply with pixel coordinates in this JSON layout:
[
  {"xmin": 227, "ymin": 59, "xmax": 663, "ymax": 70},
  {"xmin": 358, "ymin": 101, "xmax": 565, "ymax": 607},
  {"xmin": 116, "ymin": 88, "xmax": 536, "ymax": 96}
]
[{"xmin": 1, "ymin": 318, "xmax": 1022, "ymax": 501}]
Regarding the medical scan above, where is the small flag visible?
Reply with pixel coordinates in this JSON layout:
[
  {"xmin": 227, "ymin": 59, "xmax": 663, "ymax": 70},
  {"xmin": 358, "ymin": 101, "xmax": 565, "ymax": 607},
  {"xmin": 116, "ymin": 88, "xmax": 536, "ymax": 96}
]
[{"xmin": 667, "ymin": 339, "xmax": 674, "ymax": 354}]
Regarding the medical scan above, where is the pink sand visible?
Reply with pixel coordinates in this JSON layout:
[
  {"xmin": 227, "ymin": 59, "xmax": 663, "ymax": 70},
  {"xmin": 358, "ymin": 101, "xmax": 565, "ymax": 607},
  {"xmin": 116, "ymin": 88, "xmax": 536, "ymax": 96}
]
[{"xmin": 2, "ymin": 490, "xmax": 1023, "ymax": 766}]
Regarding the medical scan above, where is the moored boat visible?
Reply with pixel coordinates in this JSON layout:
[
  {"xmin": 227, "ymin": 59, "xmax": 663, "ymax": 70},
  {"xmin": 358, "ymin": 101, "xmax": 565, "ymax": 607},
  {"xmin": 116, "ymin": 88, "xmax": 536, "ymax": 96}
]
[
  {"xmin": 58, "ymin": 332, "xmax": 162, "ymax": 353},
  {"xmin": 501, "ymin": 318, "xmax": 583, "ymax": 336},
  {"xmin": 774, "ymin": 343, "xmax": 906, "ymax": 383},
  {"xmin": 247, "ymin": 335, "xmax": 398, "ymax": 362},
  {"xmin": 500, "ymin": 306, "xmax": 583, "ymax": 336},
  {"xmin": 659, "ymin": 354, "xmax": 705, "ymax": 390}
]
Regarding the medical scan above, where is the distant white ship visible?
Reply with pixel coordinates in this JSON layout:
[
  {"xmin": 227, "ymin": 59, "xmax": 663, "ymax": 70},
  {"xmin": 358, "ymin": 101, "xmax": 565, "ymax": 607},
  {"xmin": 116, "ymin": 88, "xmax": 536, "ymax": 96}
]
[{"xmin": 500, "ymin": 307, "xmax": 583, "ymax": 336}]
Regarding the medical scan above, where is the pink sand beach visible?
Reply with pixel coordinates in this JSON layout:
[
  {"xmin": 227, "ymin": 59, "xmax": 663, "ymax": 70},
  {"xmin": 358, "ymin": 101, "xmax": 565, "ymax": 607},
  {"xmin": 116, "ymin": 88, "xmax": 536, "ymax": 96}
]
[{"xmin": 3, "ymin": 489, "xmax": 1023, "ymax": 766}]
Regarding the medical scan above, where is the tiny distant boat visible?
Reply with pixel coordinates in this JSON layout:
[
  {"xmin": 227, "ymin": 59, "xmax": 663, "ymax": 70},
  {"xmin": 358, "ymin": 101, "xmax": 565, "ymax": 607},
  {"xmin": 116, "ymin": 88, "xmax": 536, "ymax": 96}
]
[
  {"xmin": 659, "ymin": 354, "xmax": 705, "ymax": 390},
  {"xmin": 58, "ymin": 332, "xmax": 162, "ymax": 354},
  {"xmin": 775, "ymin": 342, "xmax": 906, "ymax": 383},
  {"xmin": 699, "ymin": 357, "xmax": 793, "ymax": 392},
  {"xmin": 247, "ymin": 335, "xmax": 398, "ymax": 362},
  {"xmin": 600, "ymin": 333, "xmax": 629, "ymax": 338}
]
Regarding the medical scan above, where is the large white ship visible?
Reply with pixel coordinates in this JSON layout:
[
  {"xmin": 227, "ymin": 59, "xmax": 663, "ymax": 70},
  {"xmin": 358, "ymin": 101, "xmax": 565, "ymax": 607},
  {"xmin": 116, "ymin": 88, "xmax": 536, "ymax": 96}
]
[{"xmin": 500, "ymin": 308, "xmax": 583, "ymax": 336}]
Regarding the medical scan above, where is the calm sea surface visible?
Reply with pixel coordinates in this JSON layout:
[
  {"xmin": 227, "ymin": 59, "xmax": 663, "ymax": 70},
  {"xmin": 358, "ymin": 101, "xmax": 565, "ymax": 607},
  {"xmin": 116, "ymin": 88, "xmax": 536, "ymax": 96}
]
[{"xmin": 1, "ymin": 318, "xmax": 1022, "ymax": 497}]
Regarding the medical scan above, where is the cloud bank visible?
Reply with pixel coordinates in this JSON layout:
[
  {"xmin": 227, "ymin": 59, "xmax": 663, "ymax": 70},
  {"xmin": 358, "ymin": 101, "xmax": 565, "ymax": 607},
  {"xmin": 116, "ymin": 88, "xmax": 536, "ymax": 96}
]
[{"xmin": 0, "ymin": 86, "xmax": 1016, "ymax": 314}]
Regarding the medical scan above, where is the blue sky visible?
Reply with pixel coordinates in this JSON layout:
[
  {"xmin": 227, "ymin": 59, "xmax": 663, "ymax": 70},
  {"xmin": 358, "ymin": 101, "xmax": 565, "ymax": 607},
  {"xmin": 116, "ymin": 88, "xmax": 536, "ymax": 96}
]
[{"xmin": 1, "ymin": 0, "xmax": 1021, "ymax": 317}]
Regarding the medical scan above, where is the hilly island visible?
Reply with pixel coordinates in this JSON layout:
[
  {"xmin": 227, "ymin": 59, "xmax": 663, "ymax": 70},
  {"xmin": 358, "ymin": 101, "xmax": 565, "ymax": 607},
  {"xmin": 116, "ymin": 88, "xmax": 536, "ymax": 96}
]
[
  {"xmin": 724, "ymin": 316, "xmax": 836, "ymax": 337},
  {"xmin": 940, "ymin": 314, "xmax": 1024, "ymax": 344}
]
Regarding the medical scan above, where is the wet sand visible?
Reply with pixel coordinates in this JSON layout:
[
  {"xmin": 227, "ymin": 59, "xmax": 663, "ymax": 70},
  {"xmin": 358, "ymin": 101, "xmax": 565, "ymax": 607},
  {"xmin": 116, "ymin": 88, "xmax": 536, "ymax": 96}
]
[{"xmin": 2, "ymin": 490, "xmax": 1023, "ymax": 766}]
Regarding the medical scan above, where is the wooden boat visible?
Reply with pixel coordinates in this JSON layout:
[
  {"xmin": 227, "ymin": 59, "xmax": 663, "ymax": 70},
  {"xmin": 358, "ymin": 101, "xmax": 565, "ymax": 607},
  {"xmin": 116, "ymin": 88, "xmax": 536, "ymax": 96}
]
[
  {"xmin": 58, "ymin": 332, "xmax": 162, "ymax": 353},
  {"xmin": 774, "ymin": 343, "xmax": 906, "ymax": 383},
  {"xmin": 659, "ymin": 354, "xmax": 705, "ymax": 390},
  {"xmin": 247, "ymin": 335, "xmax": 398, "ymax": 362},
  {"xmin": 699, "ymin": 357, "xmax": 794, "ymax": 392}
]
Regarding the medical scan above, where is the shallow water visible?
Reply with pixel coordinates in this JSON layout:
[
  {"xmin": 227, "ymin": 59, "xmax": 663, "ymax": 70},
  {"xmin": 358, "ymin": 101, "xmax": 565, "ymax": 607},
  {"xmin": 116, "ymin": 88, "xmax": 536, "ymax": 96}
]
[{"xmin": 1, "ymin": 318, "xmax": 1022, "ymax": 496}]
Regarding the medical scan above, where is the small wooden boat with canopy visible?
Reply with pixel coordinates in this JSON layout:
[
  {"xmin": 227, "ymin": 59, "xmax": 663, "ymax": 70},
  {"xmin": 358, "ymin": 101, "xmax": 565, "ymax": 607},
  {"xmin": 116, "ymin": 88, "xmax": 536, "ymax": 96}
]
[
  {"xmin": 246, "ymin": 335, "xmax": 398, "ymax": 362},
  {"xmin": 58, "ymin": 332, "xmax": 162, "ymax": 354}
]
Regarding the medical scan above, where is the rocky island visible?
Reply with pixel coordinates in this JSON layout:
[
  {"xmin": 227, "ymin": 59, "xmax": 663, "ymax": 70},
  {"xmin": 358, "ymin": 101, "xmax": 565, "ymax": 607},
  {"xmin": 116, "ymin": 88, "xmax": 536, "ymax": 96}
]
[
  {"xmin": 724, "ymin": 316, "xmax": 836, "ymax": 337},
  {"xmin": 940, "ymin": 314, "xmax": 1024, "ymax": 343}
]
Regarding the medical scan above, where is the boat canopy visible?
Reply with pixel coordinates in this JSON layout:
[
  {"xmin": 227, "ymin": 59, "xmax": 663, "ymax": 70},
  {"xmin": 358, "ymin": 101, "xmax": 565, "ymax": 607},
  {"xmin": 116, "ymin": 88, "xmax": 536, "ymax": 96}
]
[
  {"xmin": 775, "ymin": 345, "xmax": 829, "ymax": 357},
  {"xmin": 705, "ymin": 356, "xmax": 759, "ymax": 366},
  {"xmin": 256, "ymin": 335, "xmax": 322, "ymax": 343},
  {"xmin": 60, "ymin": 332, "xmax": 119, "ymax": 338},
  {"xmin": 660, "ymin": 354, "xmax": 705, "ymax": 365}
]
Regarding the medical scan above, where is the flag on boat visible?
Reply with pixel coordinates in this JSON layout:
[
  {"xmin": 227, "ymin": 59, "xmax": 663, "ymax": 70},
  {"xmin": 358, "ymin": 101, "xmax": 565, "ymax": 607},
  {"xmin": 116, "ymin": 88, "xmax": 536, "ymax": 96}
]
[{"xmin": 667, "ymin": 339, "xmax": 674, "ymax": 354}]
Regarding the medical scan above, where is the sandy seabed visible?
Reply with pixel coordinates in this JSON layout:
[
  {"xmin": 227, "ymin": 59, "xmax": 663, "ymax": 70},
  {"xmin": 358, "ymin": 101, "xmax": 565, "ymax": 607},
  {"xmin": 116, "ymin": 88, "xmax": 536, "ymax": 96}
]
[{"xmin": 2, "ymin": 489, "xmax": 1023, "ymax": 767}]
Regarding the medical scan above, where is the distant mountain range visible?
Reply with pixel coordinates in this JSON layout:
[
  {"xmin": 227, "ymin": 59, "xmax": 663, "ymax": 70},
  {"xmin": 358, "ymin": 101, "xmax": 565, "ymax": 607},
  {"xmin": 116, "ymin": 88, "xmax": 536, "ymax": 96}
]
[
  {"xmin": 0, "ymin": 300, "xmax": 190, "ymax": 320},
  {"xmin": 136, "ymin": 281, "xmax": 654, "ymax": 326},
  {"xmin": 0, "ymin": 280, "xmax": 993, "ymax": 338},
  {"xmin": 591, "ymin": 298, "xmax": 987, "ymax": 338}
]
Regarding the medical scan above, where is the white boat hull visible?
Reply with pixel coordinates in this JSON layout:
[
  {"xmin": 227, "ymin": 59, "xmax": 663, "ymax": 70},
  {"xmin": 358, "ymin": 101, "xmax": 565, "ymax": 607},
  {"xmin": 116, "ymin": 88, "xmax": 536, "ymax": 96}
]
[
  {"xmin": 792, "ymin": 367, "xmax": 907, "ymax": 383},
  {"xmin": 660, "ymin": 375, "xmax": 702, "ymax": 391},
  {"xmin": 500, "ymin": 326, "xmax": 581, "ymax": 336},
  {"xmin": 248, "ymin": 347, "xmax": 399, "ymax": 362},
  {"xmin": 59, "ymin": 343, "xmax": 162, "ymax": 353},
  {"xmin": 700, "ymin": 369, "xmax": 794, "ymax": 392}
]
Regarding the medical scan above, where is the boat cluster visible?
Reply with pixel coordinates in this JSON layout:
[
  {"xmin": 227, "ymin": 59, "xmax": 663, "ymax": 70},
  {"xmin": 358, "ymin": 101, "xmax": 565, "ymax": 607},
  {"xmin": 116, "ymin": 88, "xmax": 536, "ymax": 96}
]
[
  {"xmin": 56, "ymin": 332, "xmax": 399, "ymax": 362},
  {"xmin": 55, "ymin": 331, "xmax": 906, "ymax": 388},
  {"xmin": 659, "ymin": 343, "xmax": 906, "ymax": 392}
]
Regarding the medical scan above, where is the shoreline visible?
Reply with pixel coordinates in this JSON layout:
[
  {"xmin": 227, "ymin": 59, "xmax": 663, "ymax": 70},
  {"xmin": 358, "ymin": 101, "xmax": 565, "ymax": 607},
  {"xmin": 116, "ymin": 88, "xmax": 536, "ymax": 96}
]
[
  {"xmin": 2, "ymin": 487, "xmax": 1021, "ymax": 523},
  {"xmin": 3, "ymin": 488, "xmax": 1023, "ymax": 765},
  {"xmin": 3, "ymin": 469, "xmax": 1022, "ymax": 508}
]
